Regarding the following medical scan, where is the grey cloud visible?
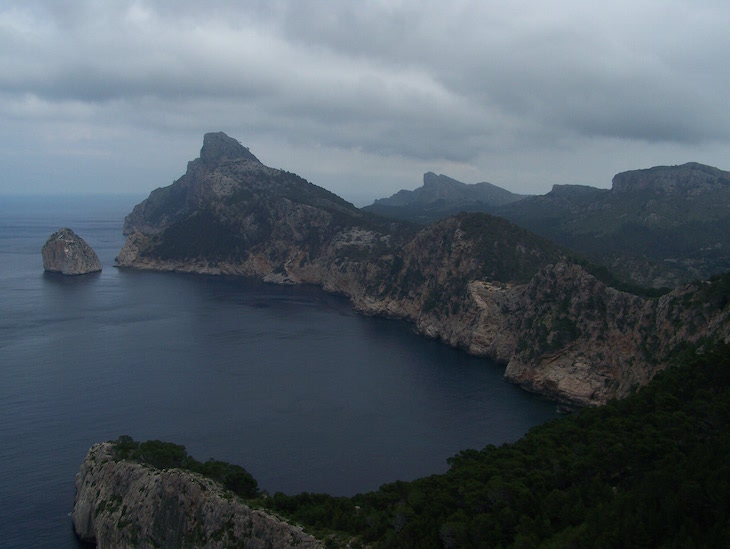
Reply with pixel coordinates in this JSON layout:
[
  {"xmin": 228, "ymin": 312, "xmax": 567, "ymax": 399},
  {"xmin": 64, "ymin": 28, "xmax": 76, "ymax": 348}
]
[{"xmin": 1, "ymin": 0, "xmax": 729, "ymax": 199}]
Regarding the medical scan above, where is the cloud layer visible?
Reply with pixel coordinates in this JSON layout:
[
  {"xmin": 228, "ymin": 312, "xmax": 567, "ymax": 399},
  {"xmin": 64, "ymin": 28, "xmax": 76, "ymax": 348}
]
[{"xmin": 2, "ymin": 0, "xmax": 729, "ymax": 203}]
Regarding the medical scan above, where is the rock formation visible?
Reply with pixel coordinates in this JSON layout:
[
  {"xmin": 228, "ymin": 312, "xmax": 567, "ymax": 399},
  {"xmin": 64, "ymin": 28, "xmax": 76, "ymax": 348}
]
[
  {"xmin": 611, "ymin": 162, "xmax": 730, "ymax": 195},
  {"xmin": 73, "ymin": 442, "xmax": 321, "ymax": 548},
  {"xmin": 116, "ymin": 132, "xmax": 730, "ymax": 406},
  {"xmin": 41, "ymin": 227, "xmax": 102, "ymax": 275}
]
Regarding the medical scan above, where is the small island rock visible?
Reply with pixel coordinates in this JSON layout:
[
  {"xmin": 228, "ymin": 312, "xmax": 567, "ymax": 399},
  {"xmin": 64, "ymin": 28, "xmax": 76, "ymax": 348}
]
[{"xmin": 42, "ymin": 227, "xmax": 102, "ymax": 275}]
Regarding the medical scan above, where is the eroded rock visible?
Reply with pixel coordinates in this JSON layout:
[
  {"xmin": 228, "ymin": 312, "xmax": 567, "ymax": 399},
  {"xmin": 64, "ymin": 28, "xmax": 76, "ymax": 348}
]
[
  {"xmin": 72, "ymin": 442, "xmax": 322, "ymax": 548},
  {"xmin": 42, "ymin": 227, "xmax": 101, "ymax": 275}
]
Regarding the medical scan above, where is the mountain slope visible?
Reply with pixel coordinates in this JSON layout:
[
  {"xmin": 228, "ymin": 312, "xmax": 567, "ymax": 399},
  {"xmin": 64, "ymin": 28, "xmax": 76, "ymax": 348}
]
[
  {"xmin": 366, "ymin": 162, "xmax": 730, "ymax": 287},
  {"xmin": 497, "ymin": 162, "xmax": 730, "ymax": 287}
]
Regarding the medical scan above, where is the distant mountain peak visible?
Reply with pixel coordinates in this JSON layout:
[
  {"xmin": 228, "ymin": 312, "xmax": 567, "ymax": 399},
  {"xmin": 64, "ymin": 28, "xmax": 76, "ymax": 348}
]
[
  {"xmin": 368, "ymin": 173, "xmax": 527, "ymax": 216},
  {"xmin": 199, "ymin": 132, "xmax": 259, "ymax": 166},
  {"xmin": 422, "ymin": 172, "xmax": 464, "ymax": 189},
  {"xmin": 548, "ymin": 184, "xmax": 606, "ymax": 197}
]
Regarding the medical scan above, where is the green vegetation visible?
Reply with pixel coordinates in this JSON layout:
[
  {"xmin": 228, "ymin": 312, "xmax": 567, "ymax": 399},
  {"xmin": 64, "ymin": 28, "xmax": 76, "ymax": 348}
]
[
  {"xmin": 112, "ymin": 437, "xmax": 259, "ymax": 499},
  {"xmin": 148, "ymin": 208, "xmax": 249, "ymax": 261},
  {"xmin": 262, "ymin": 342, "xmax": 730, "ymax": 547},
  {"xmin": 112, "ymin": 342, "xmax": 730, "ymax": 547},
  {"xmin": 702, "ymin": 272, "xmax": 730, "ymax": 310},
  {"xmin": 498, "ymin": 184, "xmax": 730, "ymax": 287},
  {"xmin": 576, "ymin": 259, "xmax": 671, "ymax": 298},
  {"xmin": 457, "ymin": 212, "xmax": 564, "ymax": 284}
]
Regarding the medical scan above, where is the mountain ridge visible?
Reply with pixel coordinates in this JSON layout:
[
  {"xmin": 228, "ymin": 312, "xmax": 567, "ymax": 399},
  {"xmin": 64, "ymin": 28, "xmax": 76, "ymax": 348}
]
[
  {"xmin": 496, "ymin": 161, "xmax": 730, "ymax": 287},
  {"xmin": 371, "ymin": 171, "xmax": 527, "ymax": 208},
  {"xmin": 364, "ymin": 171, "xmax": 528, "ymax": 223},
  {"xmin": 366, "ymin": 161, "xmax": 730, "ymax": 287}
]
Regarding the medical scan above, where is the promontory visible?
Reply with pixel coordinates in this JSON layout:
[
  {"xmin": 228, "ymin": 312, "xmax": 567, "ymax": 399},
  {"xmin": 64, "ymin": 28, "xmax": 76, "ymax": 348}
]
[
  {"xmin": 116, "ymin": 132, "xmax": 730, "ymax": 406},
  {"xmin": 73, "ymin": 440, "xmax": 321, "ymax": 548}
]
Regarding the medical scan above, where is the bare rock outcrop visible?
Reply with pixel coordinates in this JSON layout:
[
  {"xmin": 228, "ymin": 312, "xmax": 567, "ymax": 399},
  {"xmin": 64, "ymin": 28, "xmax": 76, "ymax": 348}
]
[
  {"xmin": 72, "ymin": 442, "xmax": 321, "ymax": 549},
  {"xmin": 42, "ymin": 227, "xmax": 101, "ymax": 275}
]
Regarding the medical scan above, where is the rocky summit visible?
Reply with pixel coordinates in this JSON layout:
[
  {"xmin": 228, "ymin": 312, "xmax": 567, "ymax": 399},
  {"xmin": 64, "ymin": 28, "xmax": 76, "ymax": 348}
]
[{"xmin": 42, "ymin": 227, "xmax": 101, "ymax": 275}]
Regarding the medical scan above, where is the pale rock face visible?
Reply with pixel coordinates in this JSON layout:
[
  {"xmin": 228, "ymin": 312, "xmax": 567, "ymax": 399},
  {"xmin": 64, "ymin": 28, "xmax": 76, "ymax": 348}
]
[
  {"xmin": 41, "ymin": 227, "xmax": 101, "ymax": 275},
  {"xmin": 73, "ymin": 442, "xmax": 322, "ymax": 549}
]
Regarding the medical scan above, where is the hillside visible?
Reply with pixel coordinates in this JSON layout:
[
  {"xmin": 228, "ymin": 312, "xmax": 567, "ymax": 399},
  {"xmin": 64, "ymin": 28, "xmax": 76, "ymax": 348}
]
[
  {"xmin": 496, "ymin": 162, "xmax": 730, "ymax": 287},
  {"xmin": 117, "ymin": 133, "xmax": 730, "ymax": 405}
]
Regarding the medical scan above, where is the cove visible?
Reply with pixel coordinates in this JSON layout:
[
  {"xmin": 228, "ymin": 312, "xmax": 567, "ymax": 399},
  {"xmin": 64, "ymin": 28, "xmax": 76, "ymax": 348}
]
[{"xmin": 0, "ymin": 196, "xmax": 557, "ymax": 547}]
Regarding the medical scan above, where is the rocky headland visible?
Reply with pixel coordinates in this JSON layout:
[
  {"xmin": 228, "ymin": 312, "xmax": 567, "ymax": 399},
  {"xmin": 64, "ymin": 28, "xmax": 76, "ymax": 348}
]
[
  {"xmin": 72, "ymin": 442, "xmax": 321, "ymax": 548},
  {"xmin": 42, "ymin": 227, "xmax": 102, "ymax": 275},
  {"xmin": 116, "ymin": 132, "xmax": 730, "ymax": 406}
]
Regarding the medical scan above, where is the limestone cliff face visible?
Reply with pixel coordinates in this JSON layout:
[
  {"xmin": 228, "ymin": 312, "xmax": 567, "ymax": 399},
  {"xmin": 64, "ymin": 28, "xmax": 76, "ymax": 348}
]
[
  {"xmin": 73, "ymin": 442, "xmax": 321, "ymax": 549},
  {"xmin": 116, "ymin": 133, "xmax": 730, "ymax": 406},
  {"xmin": 42, "ymin": 227, "xmax": 102, "ymax": 275}
]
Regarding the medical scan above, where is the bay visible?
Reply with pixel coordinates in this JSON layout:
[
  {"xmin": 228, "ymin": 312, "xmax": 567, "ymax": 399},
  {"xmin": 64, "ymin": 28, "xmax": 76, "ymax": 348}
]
[{"xmin": 0, "ymin": 195, "xmax": 557, "ymax": 548}]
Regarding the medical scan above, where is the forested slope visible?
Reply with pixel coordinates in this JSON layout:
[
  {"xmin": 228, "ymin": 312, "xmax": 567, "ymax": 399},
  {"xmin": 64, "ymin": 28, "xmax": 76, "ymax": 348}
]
[{"xmin": 263, "ymin": 342, "xmax": 730, "ymax": 547}]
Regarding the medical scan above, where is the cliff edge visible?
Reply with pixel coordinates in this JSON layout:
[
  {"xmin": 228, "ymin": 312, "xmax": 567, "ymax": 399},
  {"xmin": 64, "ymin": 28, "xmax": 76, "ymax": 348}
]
[{"xmin": 72, "ymin": 442, "xmax": 321, "ymax": 548}]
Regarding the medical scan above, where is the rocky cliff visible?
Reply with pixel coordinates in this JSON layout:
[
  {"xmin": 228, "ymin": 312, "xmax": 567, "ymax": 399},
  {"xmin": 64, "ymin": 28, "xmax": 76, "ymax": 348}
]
[
  {"xmin": 72, "ymin": 442, "xmax": 321, "ymax": 548},
  {"xmin": 116, "ymin": 133, "xmax": 730, "ymax": 405},
  {"xmin": 42, "ymin": 227, "xmax": 102, "ymax": 275}
]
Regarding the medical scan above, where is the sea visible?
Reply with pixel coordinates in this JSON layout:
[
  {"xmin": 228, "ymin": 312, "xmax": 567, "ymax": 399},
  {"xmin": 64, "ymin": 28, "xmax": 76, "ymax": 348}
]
[{"xmin": 0, "ymin": 195, "xmax": 558, "ymax": 548}]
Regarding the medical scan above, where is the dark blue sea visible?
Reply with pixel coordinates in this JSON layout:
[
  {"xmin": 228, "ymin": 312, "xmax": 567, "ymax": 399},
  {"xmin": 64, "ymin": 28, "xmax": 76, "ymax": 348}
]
[{"xmin": 0, "ymin": 195, "xmax": 557, "ymax": 548}]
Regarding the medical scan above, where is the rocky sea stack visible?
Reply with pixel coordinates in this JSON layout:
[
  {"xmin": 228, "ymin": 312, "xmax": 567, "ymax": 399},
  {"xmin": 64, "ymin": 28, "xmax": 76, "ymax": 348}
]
[{"xmin": 42, "ymin": 227, "xmax": 102, "ymax": 275}]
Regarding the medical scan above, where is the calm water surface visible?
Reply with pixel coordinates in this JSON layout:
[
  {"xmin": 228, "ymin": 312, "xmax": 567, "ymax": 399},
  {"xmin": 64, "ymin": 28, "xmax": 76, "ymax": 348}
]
[{"xmin": 0, "ymin": 196, "xmax": 557, "ymax": 548}]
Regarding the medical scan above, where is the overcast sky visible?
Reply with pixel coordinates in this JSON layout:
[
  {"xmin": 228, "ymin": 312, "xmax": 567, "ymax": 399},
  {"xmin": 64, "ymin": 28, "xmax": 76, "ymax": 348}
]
[{"xmin": 2, "ymin": 0, "xmax": 729, "ymax": 205}]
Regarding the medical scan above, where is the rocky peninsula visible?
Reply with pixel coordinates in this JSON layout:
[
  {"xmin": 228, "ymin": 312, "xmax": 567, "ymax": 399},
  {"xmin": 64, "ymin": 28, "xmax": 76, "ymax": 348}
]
[
  {"xmin": 73, "ymin": 442, "xmax": 321, "ymax": 548},
  {"xmin": 42, "ymin": 227, "xmax": 101, "ymax": 275},
  {"xmin": 115, "ymin": 132, "xmax": 730, "ymax": 406}
]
